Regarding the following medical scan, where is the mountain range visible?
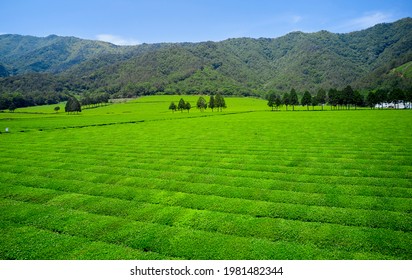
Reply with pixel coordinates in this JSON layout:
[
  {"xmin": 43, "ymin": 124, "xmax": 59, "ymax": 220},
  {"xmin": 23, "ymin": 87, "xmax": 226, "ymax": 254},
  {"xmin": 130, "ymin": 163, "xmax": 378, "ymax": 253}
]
[{"xmin": 0, "ymin": 17, "xmax": 411, "ymax": 101}]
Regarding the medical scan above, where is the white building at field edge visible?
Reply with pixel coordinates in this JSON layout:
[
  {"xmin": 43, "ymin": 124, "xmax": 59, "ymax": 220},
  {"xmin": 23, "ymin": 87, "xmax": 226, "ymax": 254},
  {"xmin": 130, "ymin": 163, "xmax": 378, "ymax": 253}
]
[{"xmin": 375, "ymin": 102, "xmax": 412, "ymax": 109}]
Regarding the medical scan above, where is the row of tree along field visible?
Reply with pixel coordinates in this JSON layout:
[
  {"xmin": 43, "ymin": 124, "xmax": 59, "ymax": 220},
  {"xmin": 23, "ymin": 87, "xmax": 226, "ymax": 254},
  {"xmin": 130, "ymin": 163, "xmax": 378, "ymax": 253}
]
[
  {"xmin": 0, "ymin": 91, "xmax": 110, "ymax": 112},
  {"xmin": 267, "ymin": 86, "xmax": 412, "ymax": 111},
  {"xmin": 1, "ymin": 86, "xmax": 412, "ymax": 112},
  {"xmin": 169, "ymin": 94, "xmax": 227, "ymax": 113}
]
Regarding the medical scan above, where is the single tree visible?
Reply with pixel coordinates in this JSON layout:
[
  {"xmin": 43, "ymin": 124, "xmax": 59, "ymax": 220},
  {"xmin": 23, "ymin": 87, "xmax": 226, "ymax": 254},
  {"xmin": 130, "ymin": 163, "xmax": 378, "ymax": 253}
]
[
  {"xmin": 178, "ymin": 98, "xmax": 186, "ymax": 112},
  {"xmin": 65, "ymin": 96, "xmax": 81, "ymax": 114},
  {"xmin": 366, "ymin": 91, "xmax": 378, "ymax": 109},
  {"xmin": 282, "ymin": 92, "xmax": 290, "ymax": 111},
  {"xmin": 8, "ymin": 103, "xmax": 16, "ymax": 112},
  {"xmin": 169, "ymin": 101, "xmax": 176, "ymax": 112},
  {"xmin": 333, "ymin": 89, "xmax": 344, "ymax": 110},
  {"xmin": 353, "ymin": 91, "xmax": 364, "ymax": 109},
  {"xmin": 185, "ymin": 102, "xmax": 191, "ymax": 113},
  {"xmin": 267, "ymin": 93, "xmax": 276, "ymax": 111},
  {"xmin": 328, "ymin": 88, "xmax": 338, "ymax": 110},
  {"xmin": 54, "ymin": 106, "xmax": 60, "ymax": 113},
  {"xmin": 274, "ymin": 94, "xmax": 282, "ymax": 111},
  {"xmin": 342, "ymin": 85, "xmax": 355, "ymax": 110},
  {"xmin": 301, "ymin": 91, "xmax": 312, "ymax": 110},
  {"xmin": 220, "ymin": 96, "xmax": 226, "ymax": 111},
  {"xmin": 209, "ymin": 95, "xmax": 215, "ymax": 112},
  {"xmin": 196, "ymin": 96, "xmax": 207, "ymax": 112},
  {"xmin": 311, "ymin": 94, "xmax": 318, "ymax": 111},
  {"xmin": 215, "ymin": 93, "xmax": 222, "ymax": 112},
  {"xmin": 289, "ymin": 88, "xmax": 299, "ymax": 111},
  {"xmin": 215, "ymin": 93, "xmax": 226, "ymax": 112}
]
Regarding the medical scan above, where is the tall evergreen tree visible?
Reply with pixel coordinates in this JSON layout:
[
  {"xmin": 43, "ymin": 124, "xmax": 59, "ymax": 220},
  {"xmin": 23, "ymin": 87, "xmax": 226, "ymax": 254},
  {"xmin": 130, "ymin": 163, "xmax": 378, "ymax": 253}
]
[
  {"xmin": 289, "ymin": 88, "xmax": 299, "ymax": 111},
  {"xmin": 301, "ymin": 91, "xmax": 312, "ymax": 110},
  {"xmin": 209, "ymin": 95, "xmax": 215, "ymax": 112},
  {"xmin": 267, "ymin": 93, "xmax": 276, "ymax": 111},
  {"xmin": 185, "ymin": 101, "xmax": 191, "ymax": 113},
  {"xmin": 196, "ymin": 96, "xmax": 207, "ymax": 112},
  {"xmin": 328, "ymin": 88, "xmax": 338, "ymax": 110},
  {"xmin": 178, "ymin": 98, "xmax": 186, "ymax": 112},
  {"xmin": 366, "ymin": 91, "xmax": 378, "ymax": 109},
  {"xmin": 215, "ymin": 93, "xmax": 226, "ymax": 112},
  {"xmin": 342, "ymin": 85, "xmax": 355, "ymax": 109},
  {"xmin": 220, "ymin": 96, "xmax": 226, "ymax": 111},
  {"xmin": 311, "ymin": 94, "xmax": 318, "ymax": 110},
  {"xmin": 274, "ymin": 94, "xmax": 282, "ymax": 111},
  {"xmin": 282, "ymin": 92, "xmax": 290, "ymax": 111},
  {"xmin": 353, "ymin": 91, "xmax": 364, "ymax": 109},
  {"xmin": 335, "ymin": 89, "xmax": 345, "ymax": 109},
  {"xmin": 169, "ymin": 101, "xmax": 176, "ymax": 112}
]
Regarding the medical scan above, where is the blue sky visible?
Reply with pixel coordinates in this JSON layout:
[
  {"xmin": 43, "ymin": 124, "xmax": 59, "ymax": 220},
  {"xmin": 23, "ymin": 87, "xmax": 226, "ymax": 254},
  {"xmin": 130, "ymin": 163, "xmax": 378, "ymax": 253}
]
[{"xmin": 1, "ymin": 0, "xmax": 411, "ymax": 45}]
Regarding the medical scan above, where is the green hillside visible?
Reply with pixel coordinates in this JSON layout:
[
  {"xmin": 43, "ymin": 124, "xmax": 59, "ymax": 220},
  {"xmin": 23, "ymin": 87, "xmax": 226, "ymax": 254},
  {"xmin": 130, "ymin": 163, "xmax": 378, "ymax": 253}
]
[
  {"xmin": 0, "ymin": 18, "xmax": 411, "ymax": 101},
  {"xmin": 0, "ymin": 34, "xmax": 128, "ymax": 74},
  {"xmin": 393, "ymin": 61, "xmax": 412, "ymax": 78},
  {"xmin": 70, "ymin": 19, "xmax": 412, "ymax": 95}
]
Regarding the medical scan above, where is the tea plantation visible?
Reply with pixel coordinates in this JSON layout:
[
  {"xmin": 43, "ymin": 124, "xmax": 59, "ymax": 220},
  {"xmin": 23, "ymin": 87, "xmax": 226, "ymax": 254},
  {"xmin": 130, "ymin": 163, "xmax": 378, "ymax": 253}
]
[{"xmin": 0, "ymin": 96, "xmax": 411, "ymax": 259}]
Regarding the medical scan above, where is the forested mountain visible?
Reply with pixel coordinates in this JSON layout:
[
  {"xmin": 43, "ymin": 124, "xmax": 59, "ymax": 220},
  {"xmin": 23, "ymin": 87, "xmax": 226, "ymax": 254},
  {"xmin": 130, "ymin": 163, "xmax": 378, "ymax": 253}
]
[
  {"xmin": 0, "ymin": 17, "xmax": 411, "ymax": 105},
  {"xmin": 0, "ymin": 34, "xmax": 129, "ymax": 74}
]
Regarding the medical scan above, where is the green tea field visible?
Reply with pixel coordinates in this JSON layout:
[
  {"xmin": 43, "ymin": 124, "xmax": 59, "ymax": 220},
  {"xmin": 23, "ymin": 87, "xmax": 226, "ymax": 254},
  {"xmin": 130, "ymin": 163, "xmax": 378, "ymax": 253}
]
[{"xmin": 0, "ymin": 96, "xmax": 411, "ymax": 260}]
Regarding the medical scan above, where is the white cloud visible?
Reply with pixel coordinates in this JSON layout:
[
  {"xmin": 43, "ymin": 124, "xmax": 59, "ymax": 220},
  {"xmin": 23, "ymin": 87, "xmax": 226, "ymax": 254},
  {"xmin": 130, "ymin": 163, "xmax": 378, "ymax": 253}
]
[
  {"xmin": 343, "ymin": 12, "xmax": 394, "ymax": 31},
  {"xmin": 96, "ymin": 34, "xmax": 140, "ymax": 46}
]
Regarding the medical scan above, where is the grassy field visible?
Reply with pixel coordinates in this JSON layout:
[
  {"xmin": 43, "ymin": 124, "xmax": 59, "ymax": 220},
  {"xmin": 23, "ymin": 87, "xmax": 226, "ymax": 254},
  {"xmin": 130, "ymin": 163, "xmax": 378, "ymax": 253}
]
[{"xmin": 0, "ymin": 96, "xmax": 411, "ymax": 260}]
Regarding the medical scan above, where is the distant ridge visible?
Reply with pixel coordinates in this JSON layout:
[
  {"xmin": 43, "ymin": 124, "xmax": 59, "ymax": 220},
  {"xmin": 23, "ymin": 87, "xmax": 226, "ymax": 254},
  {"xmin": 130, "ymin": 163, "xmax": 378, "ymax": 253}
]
[{"xmin": 0, "ymin": 17, "xmax": 411, "ymax": 97}]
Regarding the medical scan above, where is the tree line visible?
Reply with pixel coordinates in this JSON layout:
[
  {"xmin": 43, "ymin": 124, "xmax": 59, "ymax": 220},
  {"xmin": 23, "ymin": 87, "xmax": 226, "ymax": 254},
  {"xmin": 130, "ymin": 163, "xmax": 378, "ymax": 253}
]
[
  {"xmin": 1, "ymin": 91, "xmax": 110, "ymax": 113},
  {"xmin": 2, "ymin": 85, "xmax": 411, "ymax": 114},
  {"xmin": 169, "ymin": 94, "xmax": 227, "ymax": 113},
  {"xmin": 0, "ymin": 91, "xmax": 67, "ymax": 111},
  {"xmin": 65, "ymin": 93, "xmax": 110, "ymax": 114},
  {"xmin": 80, "ymin": 92, "xmax": 110, "ymax": 108},
  {"xmin": 267, "ymin": 86, "xmax": 412, "ymax": 111}
]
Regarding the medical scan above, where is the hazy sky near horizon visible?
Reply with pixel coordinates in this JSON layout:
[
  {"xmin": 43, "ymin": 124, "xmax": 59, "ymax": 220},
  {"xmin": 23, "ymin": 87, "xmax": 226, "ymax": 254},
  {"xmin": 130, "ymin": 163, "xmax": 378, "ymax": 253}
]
[{"xmin": 1, "ymin": 0, "xmax": 411, "ymax": 45}]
